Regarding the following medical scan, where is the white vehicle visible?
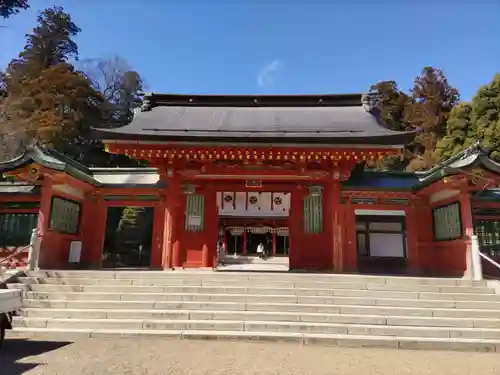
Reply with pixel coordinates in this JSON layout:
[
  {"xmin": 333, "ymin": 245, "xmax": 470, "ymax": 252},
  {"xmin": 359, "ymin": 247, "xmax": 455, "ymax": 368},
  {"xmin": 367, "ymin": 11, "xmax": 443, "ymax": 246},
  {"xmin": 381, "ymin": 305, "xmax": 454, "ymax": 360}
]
[{"xmin": 0, "ymin": 289, "xmax": 22, "ymax": 348}]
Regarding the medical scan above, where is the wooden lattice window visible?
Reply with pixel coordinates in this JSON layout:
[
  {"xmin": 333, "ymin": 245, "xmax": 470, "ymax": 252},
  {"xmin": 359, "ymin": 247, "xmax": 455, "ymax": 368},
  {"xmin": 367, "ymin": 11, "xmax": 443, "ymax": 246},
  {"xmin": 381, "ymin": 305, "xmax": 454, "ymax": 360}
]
[
  {"xmin": 474, "ymin": 219, "xmax": 500, "ymax": 257},
  {"xmin": 303, "ymin": 194, "xmax": 323, "ymax": 234},
  {"xmin": 0, "ymin": 212, "xmax": 38, "ymax": 247},
  {"xmin": 49, "ymin": 196, "xmax": 81, "ymax": 235},
  {"xmin": 185, "ymin": 194, "xmax": 204, "ymax": 232},
  {"xmin": 432, "ymin": 202, "xmax": 462, "ymax": 241}
]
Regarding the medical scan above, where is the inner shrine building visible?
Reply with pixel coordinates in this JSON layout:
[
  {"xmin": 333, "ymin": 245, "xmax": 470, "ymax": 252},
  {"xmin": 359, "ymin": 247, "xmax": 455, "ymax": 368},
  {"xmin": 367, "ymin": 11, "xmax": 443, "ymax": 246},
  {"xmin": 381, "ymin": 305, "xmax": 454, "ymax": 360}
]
[{"xmin": 2, "ymin": 92, "xmax": 500, "ymax": 277}]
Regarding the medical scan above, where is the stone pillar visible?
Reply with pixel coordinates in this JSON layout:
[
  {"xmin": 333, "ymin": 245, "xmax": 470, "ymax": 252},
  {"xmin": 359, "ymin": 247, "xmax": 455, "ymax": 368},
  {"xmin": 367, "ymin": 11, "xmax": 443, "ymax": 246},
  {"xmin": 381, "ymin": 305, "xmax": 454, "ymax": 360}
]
[
  {"xmin": 36, "ymin": 178, "xmax": 53, "ymax": 268},
  {"xmin": 470, "ymin": 235, "xmax": 483, "ymax": 280},
  {"xmin": 460, "ymin": 191, "xmax": 474, "ymax": 278}
]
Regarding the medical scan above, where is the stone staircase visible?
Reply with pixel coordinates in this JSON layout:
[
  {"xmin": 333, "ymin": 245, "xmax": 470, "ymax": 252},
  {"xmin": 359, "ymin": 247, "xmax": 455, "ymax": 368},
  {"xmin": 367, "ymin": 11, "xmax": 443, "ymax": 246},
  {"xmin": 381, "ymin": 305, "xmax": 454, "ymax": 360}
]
[{"xmin": 6, "ymin": 270, "xmax": 500, "ymax": 352}]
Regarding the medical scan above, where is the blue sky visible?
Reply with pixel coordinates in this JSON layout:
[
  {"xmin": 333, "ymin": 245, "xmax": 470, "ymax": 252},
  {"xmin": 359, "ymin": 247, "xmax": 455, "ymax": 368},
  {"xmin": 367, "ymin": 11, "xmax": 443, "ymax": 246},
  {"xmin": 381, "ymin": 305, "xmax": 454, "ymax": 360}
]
[{"xmin": 0, "ymin": 0, "xmax": 498, "ymax": 100}]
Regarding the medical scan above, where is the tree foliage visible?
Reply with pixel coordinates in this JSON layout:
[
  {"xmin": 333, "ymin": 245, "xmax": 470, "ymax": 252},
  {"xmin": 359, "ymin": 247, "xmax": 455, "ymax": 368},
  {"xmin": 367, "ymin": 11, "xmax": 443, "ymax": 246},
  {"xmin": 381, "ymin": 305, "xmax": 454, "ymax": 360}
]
[
  {"xmin": 436, "ymin": 74, "xmax": 500, "ymax": 162},
  {"xmin": 0, "ymin": 0, "xmax": 28, "ymax": 19},
  {"xmin": 369, "ymin": 67, "xmax": 460, "ymax": 171},
  {"xmin": 80, "ymin": 56, "xmax": 143, "ymax": 129},
  {"xmin": 78, "ymin": 56, "xmax": 146, "ymax": 166},
  {"xmin": 5, "ymin": 6, "xmax": 80, "ymax": 85},
  {"xmin": 2, "ymin": 63, "xmax": 102, "ymax": 149},
  {"xmin": 0, "ymin": 6, "xmax": 103, "ymax": 162}
]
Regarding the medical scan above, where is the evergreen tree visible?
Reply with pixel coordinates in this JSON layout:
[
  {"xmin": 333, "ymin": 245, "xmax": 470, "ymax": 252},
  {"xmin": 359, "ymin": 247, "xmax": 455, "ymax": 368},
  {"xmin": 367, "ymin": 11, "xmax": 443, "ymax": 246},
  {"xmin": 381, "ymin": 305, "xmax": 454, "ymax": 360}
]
[
  {"xmin": 434, "ymin": 103, "xmax": 474, "ymax": 161},
  {"xmin": 368, "ymin": 80, "xmax": 409, "ymax": 131},
  {"xmin": 435, "ymin": 74, "xmax": 500, "ymax": 162},
  {"xmin": 367, "ymin": 81, "xmax": 410, "ymax": 170},
  {"xmin": 471, "ymin": 74, "xmax": 500, "ymax": 161},
  {"xmin": 0, "ymin": 0, "xmax": 28, "ymax": 19},
  {"xmin": 6, "ymin": 6, "xmax": 80, "ymax": 85}
]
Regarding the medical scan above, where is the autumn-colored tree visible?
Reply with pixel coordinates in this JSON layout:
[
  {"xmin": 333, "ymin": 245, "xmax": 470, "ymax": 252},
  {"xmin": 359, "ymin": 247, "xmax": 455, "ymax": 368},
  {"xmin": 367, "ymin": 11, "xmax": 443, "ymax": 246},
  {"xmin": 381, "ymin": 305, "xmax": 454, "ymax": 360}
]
[
  {"xmin": 368, "ymin": 67, "xmax": 459, "ymax": 171},
  {"xmin": 1, "ymin": 6, "xmax": 103, "ymax": 161},
  {"xmin": 3, "ymin": 63, "xmax": 102, "ymax": 150},
  {"xmin": 0, "ymin": 0, "xmax": 28, "ymax": 19},
  {"xmin": 403, "ymin": 67, "xmax": 460, "ymax": 170}
]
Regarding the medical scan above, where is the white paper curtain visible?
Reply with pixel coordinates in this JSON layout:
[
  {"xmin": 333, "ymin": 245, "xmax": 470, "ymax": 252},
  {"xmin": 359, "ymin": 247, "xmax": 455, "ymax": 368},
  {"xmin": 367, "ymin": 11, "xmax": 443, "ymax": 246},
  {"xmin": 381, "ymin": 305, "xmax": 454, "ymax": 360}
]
[{"xmin": 227, "ymin": 226, "xmax": 289, "ymax": 235}]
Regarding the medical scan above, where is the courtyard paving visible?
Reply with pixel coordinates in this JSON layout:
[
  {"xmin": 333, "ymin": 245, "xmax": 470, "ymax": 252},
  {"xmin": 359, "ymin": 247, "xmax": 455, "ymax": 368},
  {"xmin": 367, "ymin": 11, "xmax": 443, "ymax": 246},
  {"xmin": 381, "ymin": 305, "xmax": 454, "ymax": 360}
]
[{"xmin": 1, "ymin": 336, "xmax": 500, "ymax": 375}]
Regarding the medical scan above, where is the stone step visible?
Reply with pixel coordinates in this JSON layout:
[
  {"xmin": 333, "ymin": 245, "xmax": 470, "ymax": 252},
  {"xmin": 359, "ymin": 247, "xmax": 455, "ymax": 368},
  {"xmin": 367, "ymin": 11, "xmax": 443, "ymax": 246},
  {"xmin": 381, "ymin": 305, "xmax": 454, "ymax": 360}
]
[
  {"xmin": 13, "ymin": 283, "xmax": 498, "ymax": 300},
  {"xmin": 8, "ymin": 327, "xmax": 500, "ymax": 352},
  {"xmin": 21, "ymin": 299, "xmax": 500, "ymax": 318},
  {"xmin": 23, "ymin": 291, "xmax": 500, "ymax": 309},
  {"xmin": 24, "ymin": 271, "xmax": 488, "ymax": 287},
  {"xmin": 19, "ymin": 308, "xmax": 500, "ymax": 328},
  {"xmin": 16, "ymin": 278, "xmax": 495, "ymax": 294},
  {"xmin": 12, "ymin": 317, "xmax": 500, "ymax": 340}
]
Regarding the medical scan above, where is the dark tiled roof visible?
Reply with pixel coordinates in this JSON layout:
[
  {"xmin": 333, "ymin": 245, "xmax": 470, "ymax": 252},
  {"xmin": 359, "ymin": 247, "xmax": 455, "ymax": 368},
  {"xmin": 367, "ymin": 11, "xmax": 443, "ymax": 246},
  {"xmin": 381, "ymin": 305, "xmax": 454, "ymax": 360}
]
[
  {"xmin": 342, "ymin": 170, "xmax": 420, "ymax": 191},
  {"xmin": 93, "ymin": 93, "xmax": 416, "ymax": 145}
]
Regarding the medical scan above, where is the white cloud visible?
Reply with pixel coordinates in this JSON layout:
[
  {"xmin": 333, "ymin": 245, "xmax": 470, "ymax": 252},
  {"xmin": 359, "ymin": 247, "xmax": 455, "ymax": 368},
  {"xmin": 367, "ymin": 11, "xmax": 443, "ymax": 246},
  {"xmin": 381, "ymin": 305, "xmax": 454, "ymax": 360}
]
[{"xmin": 257, "ymin": 59, "xmax": 284, "ymax": 87}]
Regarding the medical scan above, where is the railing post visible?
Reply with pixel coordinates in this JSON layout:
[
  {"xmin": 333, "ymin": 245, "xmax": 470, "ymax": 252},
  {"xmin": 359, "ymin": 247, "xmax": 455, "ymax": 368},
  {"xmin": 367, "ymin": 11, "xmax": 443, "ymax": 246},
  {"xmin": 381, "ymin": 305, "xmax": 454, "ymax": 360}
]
[
  {"xmin": 27, "ymin": 229, "xmax": 40, "ymax": 271},
  {"xmin": 470, "ymin": 235, "xmax": 483, "ymax": 281}
]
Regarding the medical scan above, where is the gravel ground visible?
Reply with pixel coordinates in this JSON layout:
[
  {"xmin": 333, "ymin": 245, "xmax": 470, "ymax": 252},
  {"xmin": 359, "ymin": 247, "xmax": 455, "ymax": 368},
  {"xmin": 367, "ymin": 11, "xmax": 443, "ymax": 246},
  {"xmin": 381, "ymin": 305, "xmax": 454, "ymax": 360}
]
[{"xmin": 1, "ymin": 336, "xmax": 500, "ymax": 375}]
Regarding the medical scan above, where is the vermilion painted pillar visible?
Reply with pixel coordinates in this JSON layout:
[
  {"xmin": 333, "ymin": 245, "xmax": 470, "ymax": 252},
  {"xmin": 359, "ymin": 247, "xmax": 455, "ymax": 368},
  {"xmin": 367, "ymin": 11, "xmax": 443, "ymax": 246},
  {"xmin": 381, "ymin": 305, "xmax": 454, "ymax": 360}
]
[
  {"xmin": 36, "ymin": 178, "xmax": 53, "ymax": 269},
  {"xmin": 272, "ymin": 232, "xmax": 277, "ymax": 257},
  {"xmin": 223, "ymin": 229, "xmax": 228, "ymax": 254},
  {"xmin": 460, "ymin": 191, "xmax": 474, "ymax": 238},
  {"xmin": 289, "ymin": 187, "xmax": 305, "ymax": 269},
  {"xmin": 167, "ymin": 176, "xmax": 183, "ymax": 268},
  {"xmin": 81, "ymin": 193, "xmax": 106, "ymax": 267},
  {"xmin": 325, "ymin": 176, "xmax": 343, "ymax": 273},
  {"xmin": 415, "ymin": 199, "xmax": 434, "ymax": 274},
  {"xmin": 243, "ymin": 230, "xmax": 247, "ymax": 256},
  {"xmin": 460, "ymin": 190, "xmax": 474, "ymax": 278},
  {"xmin": 202, "ymin": 189, "xmax": 217, "ymax": 268},
  {"xmin": 343, "ymin": 199, "xmax": 357, "ymax": 272},
  {"xmin": 405, "ymin": 205, "xmax": 420, "ymax": 275}
]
